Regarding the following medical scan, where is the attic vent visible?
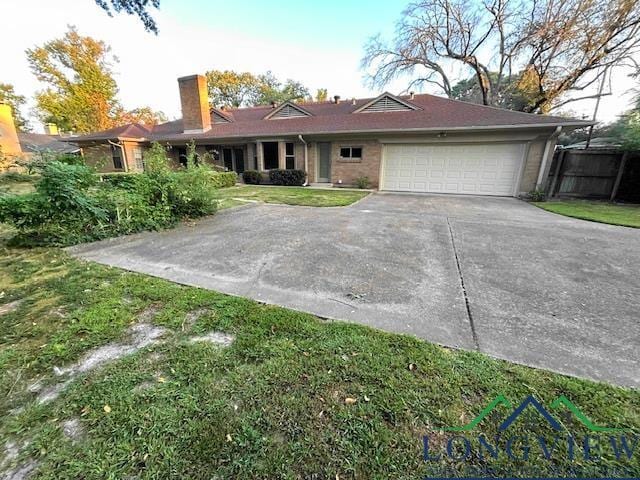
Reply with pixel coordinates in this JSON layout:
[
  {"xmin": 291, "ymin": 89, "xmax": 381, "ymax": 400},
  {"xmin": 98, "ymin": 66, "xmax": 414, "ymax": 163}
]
[
  {"xmin": 212, "ymin": 110, "xmax": 231, "ymax": 123},
  {"xmin": 356, "ymin": 94, "xmax": 418, "ymax": 113},
  {"xmin": 266, "ymin": 102, "xmax": 312, "ymax": 120}
]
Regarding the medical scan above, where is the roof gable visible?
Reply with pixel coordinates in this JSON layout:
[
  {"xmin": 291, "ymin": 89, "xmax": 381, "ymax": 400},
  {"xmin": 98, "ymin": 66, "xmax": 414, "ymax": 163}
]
[
  {"xmin": 212, "ymin": 109, "xmax": 233, "ymax": 123},
  {"xmin": 354, "ymin": 93, "xmax": 420, "ymax": 113},
  {"xmin": 264, "ymin": 101, "xmax": 313, "ymax": 120}
]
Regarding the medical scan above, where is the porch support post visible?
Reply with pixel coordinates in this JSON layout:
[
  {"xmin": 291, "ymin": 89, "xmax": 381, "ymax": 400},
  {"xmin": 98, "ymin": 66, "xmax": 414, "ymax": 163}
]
[
  {"xmin": 278, "ymin": 141, "xmax": 286, "ymax": 170},
  {"xmin": 257, "ymin": 141, "xmax": 264, "ymax": 171},
  {"xmin": 246, "ymin": 143, "xmax": 255, "ymax": 170}
]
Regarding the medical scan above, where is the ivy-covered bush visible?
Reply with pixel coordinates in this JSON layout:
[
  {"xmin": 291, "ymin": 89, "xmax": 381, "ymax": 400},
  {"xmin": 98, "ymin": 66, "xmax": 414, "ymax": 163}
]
[
  {"xmin": 242, "ymin": 170, "xmax": 262, "ymax": 185},
  {"xmin": 269, "ymin": 169, "xmax": 306, "ymax": 186},
  {"xmin": 0, "ymin": 142, "xmax": 234, "ymax": 246}
]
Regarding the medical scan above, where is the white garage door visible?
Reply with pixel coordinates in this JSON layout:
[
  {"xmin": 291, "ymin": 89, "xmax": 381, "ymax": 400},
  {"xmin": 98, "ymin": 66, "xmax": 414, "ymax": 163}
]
[{"xmin": 382, "ymin": 143, "xmax": 525, "ymax": 196}]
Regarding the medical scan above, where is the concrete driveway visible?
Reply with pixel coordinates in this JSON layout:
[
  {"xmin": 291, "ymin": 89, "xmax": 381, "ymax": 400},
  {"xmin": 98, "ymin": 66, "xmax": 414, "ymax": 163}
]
[{"xmin": 68, "ymin": 193, "xmax": 640, "ymax": 388}]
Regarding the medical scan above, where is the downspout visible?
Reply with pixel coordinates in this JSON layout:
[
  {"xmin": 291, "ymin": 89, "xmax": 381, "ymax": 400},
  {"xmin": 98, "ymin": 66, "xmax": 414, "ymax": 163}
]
[
  {"xmin": 298, "ymin": 134, "xmax": 309, "ymax": 186},
  {"xmin": 107, "ymin": 139, "xmax": 128, "ymax": 172},
  {"xmin": 536, "ymin": 126, "xmax": 562, "ymax": 190}
]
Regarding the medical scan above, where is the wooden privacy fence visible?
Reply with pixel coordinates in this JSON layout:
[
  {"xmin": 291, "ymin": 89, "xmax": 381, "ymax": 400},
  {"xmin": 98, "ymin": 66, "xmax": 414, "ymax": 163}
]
[{"xmin": 546, "ymin": 148, "xmax": 640, "ymax": 202}]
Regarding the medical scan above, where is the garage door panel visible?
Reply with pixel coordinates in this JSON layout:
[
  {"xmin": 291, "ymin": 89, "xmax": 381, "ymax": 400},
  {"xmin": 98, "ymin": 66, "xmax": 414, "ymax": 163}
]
[{"xmin": 383, "ymin": 143, "xmax": 523, "ymax": 196}]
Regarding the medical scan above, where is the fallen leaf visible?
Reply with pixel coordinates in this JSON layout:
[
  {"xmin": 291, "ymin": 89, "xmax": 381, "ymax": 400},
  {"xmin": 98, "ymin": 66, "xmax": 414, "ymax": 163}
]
[
  {"xmin": 157, "ymin": 377, "xmax": 166, "ymax": 383},
  {"xmin": 103, "ymin": 405, "xmax": 111, "ymax": 413},
  {"xmin": 345, "ymin": 397, "xmax": 357, "ymax": 405}
]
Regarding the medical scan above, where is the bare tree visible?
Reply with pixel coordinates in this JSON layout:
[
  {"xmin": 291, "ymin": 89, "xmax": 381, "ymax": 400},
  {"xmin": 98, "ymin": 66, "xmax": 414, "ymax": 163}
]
[{"xmin": 362, "ymin": 0, "xmax": 640, "ymax": 112}]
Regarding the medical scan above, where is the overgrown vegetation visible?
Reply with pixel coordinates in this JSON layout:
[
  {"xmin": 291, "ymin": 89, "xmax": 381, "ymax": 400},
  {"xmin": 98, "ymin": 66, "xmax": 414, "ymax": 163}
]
[
  {"xmin": 268, "ymin": 168, "xmax": 306, "ymax": 186},
  {"xmin": 0, "ymin": 143, "xmax": 235, "ymax": 246}
]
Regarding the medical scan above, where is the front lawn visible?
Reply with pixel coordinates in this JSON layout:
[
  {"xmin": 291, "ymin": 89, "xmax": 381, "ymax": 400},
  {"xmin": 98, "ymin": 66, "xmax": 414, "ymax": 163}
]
[
  {"xmin": 534, "ymin": 200, "xmax": 640, "ymax": 228},
  {"xmin": 213, "ymin": 185, "xmax": 369, "ymax": 208},
  {"xmin": 1, "ymin": 244, "xmax": 638, "ymax": 478}
]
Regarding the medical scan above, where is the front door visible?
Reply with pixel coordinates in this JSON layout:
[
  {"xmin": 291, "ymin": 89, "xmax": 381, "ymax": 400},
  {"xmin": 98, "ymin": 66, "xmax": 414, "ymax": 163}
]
[{"xmin": 318, "ymin": 142, "xmax": 331, "ymax": 182}]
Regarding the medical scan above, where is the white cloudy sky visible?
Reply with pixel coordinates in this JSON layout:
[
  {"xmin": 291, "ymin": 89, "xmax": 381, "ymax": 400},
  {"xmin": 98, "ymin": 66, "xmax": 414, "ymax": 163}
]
[{"xmin": 4, "ymin": 0, "xmax": 638, "ymax": 132}]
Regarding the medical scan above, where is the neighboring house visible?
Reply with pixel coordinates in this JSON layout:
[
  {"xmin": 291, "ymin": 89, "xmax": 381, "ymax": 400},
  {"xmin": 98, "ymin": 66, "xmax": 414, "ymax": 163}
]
[
  {"xmin": 66, "ymin": 74, "xmax": 591, "ymax": 197},
  {"xmin": 18, "ymin": 129, "xmax": 80, "ymax": 157},
  {"xmin": 0, "ymin": 103, "xmax": 22, "ymax": 157},
  {"xmin": 1, "ymin": 103, "xmax": 79, "ymax": 167}
]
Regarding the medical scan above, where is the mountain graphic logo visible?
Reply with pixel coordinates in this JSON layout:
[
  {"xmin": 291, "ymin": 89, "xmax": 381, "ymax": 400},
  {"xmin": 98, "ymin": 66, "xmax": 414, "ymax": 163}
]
[{"xmin": 442, "ymin": 395, "xmax": 625, "ymax": 432}]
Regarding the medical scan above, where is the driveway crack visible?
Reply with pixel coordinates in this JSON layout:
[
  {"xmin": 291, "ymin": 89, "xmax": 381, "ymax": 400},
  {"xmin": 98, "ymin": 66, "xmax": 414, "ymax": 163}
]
[{"xmin": 446, "ymin": 217, "xmax": 480, "ymax": 351}]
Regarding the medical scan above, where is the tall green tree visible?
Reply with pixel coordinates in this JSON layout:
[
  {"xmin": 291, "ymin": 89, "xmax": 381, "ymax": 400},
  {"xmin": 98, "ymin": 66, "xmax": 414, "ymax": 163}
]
[
  {"xmin": 315, "ymin": 88, "xmax": 328, "ymax": 102},
  {"xmin": 205, "ymin": 69, "xmax": 314, "ymax": 107},
  {"xmin": 205, "ymin": 70, "xmax": 261, "ymax": 108},
  {"xmin": 254, "ymin": 73, "xmax": 310, "ymax": 105},
  {"xmin": 94, "ymin": 0, "xmax": 160, "ymax": 34},
  {"xmin": 27, "ymin": 26, "xmax": 165, "ymax": 132},
  {"xmin": 26, "ymin": 26, "xmax": 120, "ymax": 133},
  {"xmin": 0, "ymin": 83, "xmax": 30, "ymax": 132}
]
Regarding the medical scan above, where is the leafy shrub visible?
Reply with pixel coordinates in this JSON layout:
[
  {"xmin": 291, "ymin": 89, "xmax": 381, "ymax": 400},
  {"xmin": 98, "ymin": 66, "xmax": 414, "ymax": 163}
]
[
  {"xmin": 528, "ymin": 188, "xmax": 547, "ymax": 202},
  {"xmin": 355, "ymin": 176, "xmax": 371, "ymax": 189},
  {"xmin": 0, "ymin": 162, "xmax": 109, "ymax": 245},
  {"xmin": 169, "ymin": 167, "xmax": 219, "ymax": 218},
  {"xmin": 99, "ymin": 172, "xmax": 140, "ymax": 189},
  {"xmin": 242, "ymin": 170, "xmax": 262, "ymax": 185},
  {"xmin": 209, "ymin": 171, "xmax": 237, "ymax": 188},
  {"xmin": 0, "ymin": 142, "xmax": 232, "ymax": 246},
  {"xmin": 269, "ymin": 169, "xmax": 306, "ymax": 186}
]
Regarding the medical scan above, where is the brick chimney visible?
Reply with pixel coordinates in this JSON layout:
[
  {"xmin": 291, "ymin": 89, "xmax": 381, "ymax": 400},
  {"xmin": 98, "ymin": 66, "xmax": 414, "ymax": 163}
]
[
  {"xmin": 0, "ymin": 103, "xmax": 22, "ymax": 155},
  {"xmin": 44, "ymin": 123, "xmax": 59, "ymax": 136},
  {"xmin": 178, "ymin": 74, "xmax": 211, "ymax": 133}
]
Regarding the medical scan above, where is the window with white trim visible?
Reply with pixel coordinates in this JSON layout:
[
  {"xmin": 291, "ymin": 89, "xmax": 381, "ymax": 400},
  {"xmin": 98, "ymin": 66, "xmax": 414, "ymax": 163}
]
[
  {"xmin": 133, "ymin": 147, "xmax": 144, "ymax": 171},
  {"xmin": 339, "ymin": 146, "xmax": 362, "ymax": 162},
  {"xmin": 111, "ymin": 144, "xmax": 123, "ymax": 169},
  {"xmin": 285, "ymin": 142, "xmax": 295, "ymax": 169}
]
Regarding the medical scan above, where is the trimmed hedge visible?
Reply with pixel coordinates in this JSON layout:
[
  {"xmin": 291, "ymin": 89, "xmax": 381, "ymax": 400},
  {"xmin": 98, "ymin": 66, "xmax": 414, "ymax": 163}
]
[
  {"xmin": 209, "ymin": 171, "xmax": 237, "ymax": 188},
  {"xmin": 242, "ymin": 170, "xmax": 262, "ymax": 185},
  {"xmin": 269, "ymin": 169, "xmax": 306, "ymax": 186}
]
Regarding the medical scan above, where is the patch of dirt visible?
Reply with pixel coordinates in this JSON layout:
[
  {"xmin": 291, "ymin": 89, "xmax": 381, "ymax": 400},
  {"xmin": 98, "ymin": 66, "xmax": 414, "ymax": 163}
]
[
  {"xmin": 188, "ymin": 332, "xmax": 235, "ymax": 347},
  {"xmin": 1, "ymin": 441, "xmax": 36, "ymax": 480},
  {"xmin": 137, "ymin": 304, "xmax": 161, "ymax": 323},
  {"xmin": 1, "ymin": 442, "xmax": 19, "ymax": 467},
  {"xmin": 38, "ymin": 323, "xmax": 167, "ymax": 404},
  {"xmin": 0, "ymin": 460, "xmax": 38, "ymax": 480},
  {"xmin": 181, "ymin": 308, "xmax": 209, "ymax": 332},
  {"xmin": 0, "ymin": 300, "xmax": 22, "ymax": 316},
  {"xmin": 61, "ymin": 418, "xmax": 84, "ymax": 443}
]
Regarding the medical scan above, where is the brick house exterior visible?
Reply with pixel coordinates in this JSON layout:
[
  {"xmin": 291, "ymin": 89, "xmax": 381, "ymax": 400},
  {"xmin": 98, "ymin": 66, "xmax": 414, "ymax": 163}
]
[{"xmin": 66, "ymin": 74, "xmax": 590, "ymax": 197}]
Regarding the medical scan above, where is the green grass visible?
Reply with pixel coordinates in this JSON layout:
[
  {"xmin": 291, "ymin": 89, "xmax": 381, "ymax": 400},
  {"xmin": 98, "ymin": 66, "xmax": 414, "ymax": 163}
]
[
  {"xmin": 213, "ymin": 185, "xmax": 369, "ymax": 208},
  {"xmin": 0, "ymin": 244, "xmax": 638, "ymax": 478},
  {"xmin": 534, "ymin": 200, "xmax": 640, "ymax": 228},
  {"xmin": 0, "ymin": 173, "xmax": 38, "ymax": 195}
]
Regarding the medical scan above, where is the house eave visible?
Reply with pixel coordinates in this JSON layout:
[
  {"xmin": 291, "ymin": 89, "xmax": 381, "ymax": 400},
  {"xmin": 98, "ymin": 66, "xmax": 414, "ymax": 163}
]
[{"xmin": 149, "ymin": 121, "xmax": 592, "ymax": 143}]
